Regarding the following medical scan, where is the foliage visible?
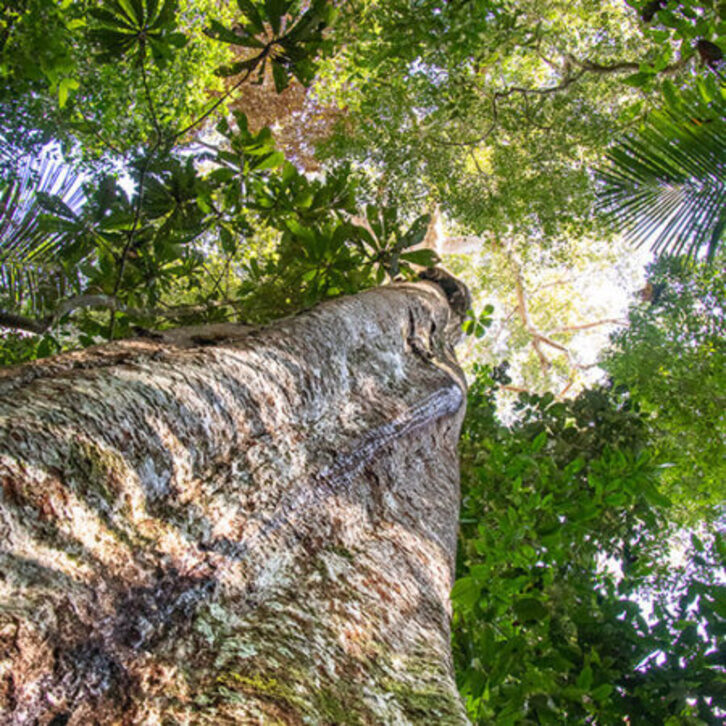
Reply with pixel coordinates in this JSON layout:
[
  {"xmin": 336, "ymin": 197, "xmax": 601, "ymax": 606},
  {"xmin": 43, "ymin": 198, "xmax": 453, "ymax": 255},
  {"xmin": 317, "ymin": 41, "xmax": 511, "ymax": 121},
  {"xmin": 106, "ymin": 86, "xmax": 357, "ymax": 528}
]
[
  {"xmin": 598, "ymin": 2, "xmax": 726, "ymax": 261},
  {"xmin": 627, "ymin": 0, "xmax": 726, "ymax": 71},
  {"xmin": 463, "ymin": 304, "xmax": 495, "ymax": 340},
  {"xmin": 453, "ymin": 364, "xmax": 726, "ymax": 724},
  {"xmin": 599, "ymin": 89, "xmax": 726, "ymax": 261},
  {"xmin": 313, "ymin": 0, "xmax": 708, "ymax": 241},
  {"xmin": 204, "ymin": 0, "xmax": 336, "ymax": 93},
  {"xmin": 601, "ymin": 254, "xmax": 726, "ymax": 521},
  {"xmin": 1, "ymin": 0, "xmax": 435, "ymax": 359},
  {"xmin": 0, "ymin": 0, "xmax": 233, "ymax": 161},
  {"xmin": 0, "ymin": 153, "xmax": 86, "ymax": 315},
  {"xmin": 0, "ymin": 113, "xmax": 436, "ymax": 360}
]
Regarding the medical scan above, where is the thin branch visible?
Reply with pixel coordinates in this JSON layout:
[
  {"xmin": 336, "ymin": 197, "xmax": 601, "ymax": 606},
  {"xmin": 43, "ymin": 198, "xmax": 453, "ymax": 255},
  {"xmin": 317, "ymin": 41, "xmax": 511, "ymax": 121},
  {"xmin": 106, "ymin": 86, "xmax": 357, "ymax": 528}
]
[
  {"xmin": 74, "ymin": 106, "xmax": 124, "ymax": 156},
  {"xmin": 532, "ymin": 277, "xmax": 572, "ymax": 293},
  {"xmin": 533, "ymin": 332, "xmax": 569, "ymax": 354},
  {"xmin": 491, "ymin": 50, "xmax": 690, "ymax": 105},
  {"xmin": 109, "ymin": 50, "xmax": 175, "ymax": 338},
  {"xmin": 573, "ymin": 361, "xmax": 601, "ymax": 371},
  {"xmin": 566, "ymin": 56, "xmax": 640, "ymax": 74},
  {"xmin": 531, "ymin": 337, "xmax": 552, "ymax": 372},
  {"xmin": 172, "ymin": 61, "xmax": 261, "ymax": 142},
  {"xmin": 553, "ymin": 318, "xmax": 628, "ymax": 333},
  {"xmin": 108, "ymin": 141, "xmax": 159, "ymax": 338},
  {"xmin": 558, "ymin": 378, "xmax": 575, "ymax": 398},
  {"xmin": 200, "ymin": 260, "xmax": 227, "ymax": 297},
  {"xmin": 140, "ymin": 58, "xmax": 163, "ymax": 143},
  {"xmin": 431, "ymin": 120, "xmax": 497, "ymax": 148},
  {"xmin": 509, "ymin": 257, "xmax": 553, "ymax": 373},
  {"xmin": 567, "ymin": 53, "xmax": 690, "ymax": 77},
  {"xmin": 501, "ymin": 384, "xmax": 533, "ymax": 395},
  {"xmin": 494, "ymin": 70, "xmax": 586, "ymax": 100},
  {"xmin": 431, "ymin": 98, "xmax": 498, "ymax": 148}
]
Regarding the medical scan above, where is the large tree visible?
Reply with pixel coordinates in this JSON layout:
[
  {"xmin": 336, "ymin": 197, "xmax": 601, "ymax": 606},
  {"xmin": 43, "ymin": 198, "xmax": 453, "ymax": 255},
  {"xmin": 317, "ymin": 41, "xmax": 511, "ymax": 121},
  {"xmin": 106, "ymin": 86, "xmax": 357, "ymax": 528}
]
[{"xmin": 0, "ymin": 278, "xmax": 472, "ymax": 724}]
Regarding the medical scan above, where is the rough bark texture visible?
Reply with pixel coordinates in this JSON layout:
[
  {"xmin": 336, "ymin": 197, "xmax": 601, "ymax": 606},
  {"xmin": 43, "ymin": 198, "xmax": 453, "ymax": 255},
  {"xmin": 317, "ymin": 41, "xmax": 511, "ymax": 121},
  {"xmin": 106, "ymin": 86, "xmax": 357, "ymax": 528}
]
[{"xmin": 0, "ymin": 280, "xmax": 469, "ymax": 725}]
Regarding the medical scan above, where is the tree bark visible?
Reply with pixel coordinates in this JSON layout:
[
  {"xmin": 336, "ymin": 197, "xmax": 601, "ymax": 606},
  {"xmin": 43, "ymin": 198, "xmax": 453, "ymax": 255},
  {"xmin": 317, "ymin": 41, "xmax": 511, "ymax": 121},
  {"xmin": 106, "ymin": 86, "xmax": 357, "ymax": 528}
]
[{"xmin": 0, "ymin": 280, "xmax": 470, "ymax": 725}]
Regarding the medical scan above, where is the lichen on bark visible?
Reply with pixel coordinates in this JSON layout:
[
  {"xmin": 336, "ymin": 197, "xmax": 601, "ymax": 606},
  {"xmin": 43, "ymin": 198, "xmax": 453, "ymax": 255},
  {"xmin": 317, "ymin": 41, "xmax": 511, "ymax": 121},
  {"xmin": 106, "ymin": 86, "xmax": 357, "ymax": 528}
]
[{"xmin": 0, "ymin": 280, "xmax": 470, "ymax": 724}]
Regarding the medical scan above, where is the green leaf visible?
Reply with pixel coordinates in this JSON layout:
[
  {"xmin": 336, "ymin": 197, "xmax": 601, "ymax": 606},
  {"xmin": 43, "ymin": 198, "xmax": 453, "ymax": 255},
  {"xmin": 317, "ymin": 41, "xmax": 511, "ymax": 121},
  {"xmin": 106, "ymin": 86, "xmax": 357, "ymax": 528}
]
[
  {"xmin": 622, "ymin": 72, "xmax": 655, "ymax": 88},
  {"xmin": 590, "ymin": 680, "xmax": 613, "ymax": 705},
  {"xmin": 58, "ymin": 77, "xmax": 79, "ymax": 108},
  {"xmin": 400, "ymin": 248, "xmax": 440, "ymax": 266},
  {"xmin": 576, "ymin": 665, "xmax": 593, "ymax": 691},
  {"xmin": 88, "ymin": 7, "xmax": 136, "ymax": 30},
  {"xmin": 166, "ymin": 32, "xmax": 188, "ymax": 48},
  {"xmin": 237, "ymin": 0, "xmax": 265, "ymax": 34},
  {"xmin": 451, "ymin": 577, "xmax": 482, "ymax": 610},
  {"xmin": 264, "ymin": 0, "xmax": 287, "ymax": 36},
  {"xmin": 220, "ymin": 226, "xmax": 236, "ymax": 254},
  {"xmin": 272, "ymin": 61, "xmax": 289, "ymax": 93},
  {"xmin": 150, "ymin": 0, "xmax": 178, "ymax": 30},
  {"xmin": 252, "ymin": 151, "xmax": 285, "ymax": 171},
  {"xmin": 531, "ymin": 431, "xmax": 547, "ymax": 453},
  {"xmin": 216, "ymin": 58, "xmax": 260, "ymax": 77},
  {"xmin": 513, "ymin": 597, "xmax": 548, "ymax": 623},
  {"xmin": 400, "ymin": 213, "xmax": 431, "ymax": 248},
  {"xmin": 206, "ymin": 19, "xmax": 259, "ymax": 46},
  {"xmin": 661, "ymin": 80, "xmax": 681, "ymax": 114}
]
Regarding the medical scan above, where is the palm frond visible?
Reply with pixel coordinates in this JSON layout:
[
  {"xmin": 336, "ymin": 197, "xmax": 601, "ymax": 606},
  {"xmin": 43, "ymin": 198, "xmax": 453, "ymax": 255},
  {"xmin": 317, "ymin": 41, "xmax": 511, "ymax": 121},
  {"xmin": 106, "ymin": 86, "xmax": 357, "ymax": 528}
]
[
  {"xmin": 598, "ymin": 99, "xmax": 726, "ymax": 261},
  {"xmin": 0, "ymin": 153, "xmax": 87, "ymax": 311}
]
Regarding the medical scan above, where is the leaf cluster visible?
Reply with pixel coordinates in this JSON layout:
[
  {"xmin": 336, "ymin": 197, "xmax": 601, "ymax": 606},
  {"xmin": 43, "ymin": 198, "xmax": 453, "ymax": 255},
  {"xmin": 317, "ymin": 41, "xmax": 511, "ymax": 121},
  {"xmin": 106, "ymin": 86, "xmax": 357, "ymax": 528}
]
[
  {"xmin": 454, "ymin": 365, "xmax": 726, "ymax": 723},
  {"xmin": 88, "ymin": 0, "xmax": 188, "ymax": 67},
  {"xmin": 205, "ymin": 0, "xmax": 336, "ymax": 93},
  {"xmin": 599, "ymin": 87, "xmax": 726, "ymax": 260},
  {"xmin": 601, "ymin": 254, "xmax": 726, "ymax": 520}
]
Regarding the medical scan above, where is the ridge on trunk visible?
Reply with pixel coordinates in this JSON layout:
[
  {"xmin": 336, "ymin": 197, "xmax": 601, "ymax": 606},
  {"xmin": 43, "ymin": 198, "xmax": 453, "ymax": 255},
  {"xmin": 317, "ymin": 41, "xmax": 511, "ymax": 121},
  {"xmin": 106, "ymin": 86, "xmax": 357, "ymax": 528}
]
[{"xmin": 0, "ymin": 279, "xmax": 470, "ymax": 725}]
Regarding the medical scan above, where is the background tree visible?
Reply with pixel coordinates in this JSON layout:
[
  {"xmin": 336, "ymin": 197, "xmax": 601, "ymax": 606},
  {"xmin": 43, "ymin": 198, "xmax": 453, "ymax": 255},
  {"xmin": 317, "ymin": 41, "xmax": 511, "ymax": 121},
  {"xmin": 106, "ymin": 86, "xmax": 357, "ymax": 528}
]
[
  {"xmin": 312, "ymin": 0, "xmax": 716, "ymax": 238},
  {"xmin": 445, "ymin": 234, "xmax": 644, "ymax": 405},
  {"xmin": 601, "ymin": 252, "xmax": 726, "ymax": 521},
  {"xmin": 453, "ymin": 365, "xmax": 726, "ymax": 724}
]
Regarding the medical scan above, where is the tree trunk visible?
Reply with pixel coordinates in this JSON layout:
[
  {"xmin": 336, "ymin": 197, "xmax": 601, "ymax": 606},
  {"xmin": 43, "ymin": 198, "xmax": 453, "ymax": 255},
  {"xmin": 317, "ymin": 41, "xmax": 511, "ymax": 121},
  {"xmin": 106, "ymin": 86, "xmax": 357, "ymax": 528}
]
[{"xmin": 0, "ymin": 280, "xmax": 470, "ymax": 725}]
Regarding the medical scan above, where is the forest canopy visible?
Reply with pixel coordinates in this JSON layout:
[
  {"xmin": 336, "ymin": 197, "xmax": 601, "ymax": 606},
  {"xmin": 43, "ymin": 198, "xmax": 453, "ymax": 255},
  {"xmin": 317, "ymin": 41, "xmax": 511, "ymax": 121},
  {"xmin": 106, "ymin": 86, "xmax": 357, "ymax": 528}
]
[{"xmin": 1, "ymin": 0, "xmax": 725, "ymax": 723}]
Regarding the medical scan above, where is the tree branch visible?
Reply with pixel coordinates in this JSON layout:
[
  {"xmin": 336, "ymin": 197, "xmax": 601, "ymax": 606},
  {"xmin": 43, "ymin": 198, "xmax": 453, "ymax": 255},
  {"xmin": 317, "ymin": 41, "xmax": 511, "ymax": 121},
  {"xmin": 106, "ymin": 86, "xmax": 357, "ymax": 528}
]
[
  {"xmin": 566, "ymin": 56, "xmax": 639, "ymax": 74},
  {"xmin": 172, "ymin": 61, "xmax": 261, "ymax": 142},
  {"xmin": 501, "ymin": 384, "xmax": 533, "ymax": 394},
  {"xmin": 567, "ymin": 53, "xmax": 690, "ymax": 76},
  {"xmin": 492, "ymin": 49, "xmax": 691, "ymax": 104},
  {"xmin": 0, "ymin": 310, "xmax": 48, "ymax": 335},
  {"xmin": 0, "ymin": 295, "xmax": 248, "ymax": 335},
  {"xmin": 140, "ymin": 58, "xmax": 163, "ymax": 143},
  {"xmin": 553, "ymin": 318, "xmax": 628, "ymax": 333},
  {"xmin": 494, "ymin": 69, "xmax": 587, "ymax": 100},
  {"xmin": 533, "ymin": 333, "xmax": 569, "ymax": 354}
]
